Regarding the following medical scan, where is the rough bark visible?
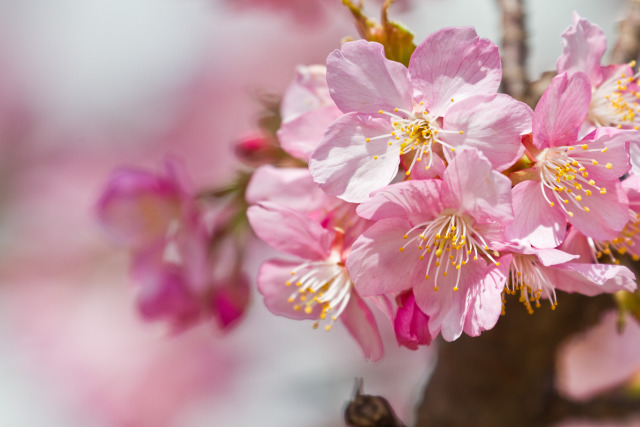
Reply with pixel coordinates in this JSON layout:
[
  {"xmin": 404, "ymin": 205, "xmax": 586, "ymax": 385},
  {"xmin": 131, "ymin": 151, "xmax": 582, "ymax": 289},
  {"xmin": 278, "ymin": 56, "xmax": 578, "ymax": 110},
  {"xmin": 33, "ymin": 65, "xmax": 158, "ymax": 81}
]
[{"xmin": 413, "ymin": 293, "xmax": 640, "ymax": 427}]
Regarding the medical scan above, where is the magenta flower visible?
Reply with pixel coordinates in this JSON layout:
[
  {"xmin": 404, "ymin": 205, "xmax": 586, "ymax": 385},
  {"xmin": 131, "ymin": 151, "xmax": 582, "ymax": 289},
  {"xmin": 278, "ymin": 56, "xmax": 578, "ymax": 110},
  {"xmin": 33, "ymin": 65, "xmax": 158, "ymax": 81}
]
[
  {"xmin": 97, "ymin": 160, "xmax": 250, "ymax": 331},
  {"xmin": 247, "ymin": 201, "xmax": 384, "ymax": 361},
  {"xmin": 394, "ymin": 291, "xmax": 432, "ymax": 350},
  {"xmin": 347, "ymin": 149, "xmax": 511, "ymax": 341},
  {"xmin": 557, "ymin": 13, "xmax": 640, "ymax": 131},
  {"xmin": 309, "ymin": 27, "xmax": 532, "ymax": 202},
  {"xmin": 506, "ymin": 72, "xmax": 636, "ymax": 248}
]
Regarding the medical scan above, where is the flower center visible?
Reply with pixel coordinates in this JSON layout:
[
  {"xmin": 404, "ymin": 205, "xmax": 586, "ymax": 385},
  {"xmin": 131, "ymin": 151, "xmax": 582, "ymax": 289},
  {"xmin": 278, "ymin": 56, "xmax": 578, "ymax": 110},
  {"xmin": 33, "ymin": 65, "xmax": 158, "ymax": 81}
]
[
  {"xmin": 506, "ymin": 254, "xmax": 557, "ymax": 314},
  {"xmin": 399, "ymin": 212, "xmax": 499, "ymax": 292},
  {"xmin": 368, "ymin": 104, "xmax": 462, "ymax": 175},
  {"xmin": 588, "ymin": 65, "xmax": 640, "ymax": 130},
  {"xmin": 285, "ymin": 252, "xmax": 353, "ymax": 331},
  {"xmin": 536, "ymin": 145, "xmax": 611, "ymax": 217}
]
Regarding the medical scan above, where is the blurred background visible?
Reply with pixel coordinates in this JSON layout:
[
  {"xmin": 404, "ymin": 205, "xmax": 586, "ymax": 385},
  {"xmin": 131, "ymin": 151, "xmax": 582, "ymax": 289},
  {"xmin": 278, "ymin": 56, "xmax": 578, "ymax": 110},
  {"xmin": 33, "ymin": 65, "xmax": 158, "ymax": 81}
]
[{"xmin": 0, "ymin": 0, "xmax": 630, "ymax": 426}]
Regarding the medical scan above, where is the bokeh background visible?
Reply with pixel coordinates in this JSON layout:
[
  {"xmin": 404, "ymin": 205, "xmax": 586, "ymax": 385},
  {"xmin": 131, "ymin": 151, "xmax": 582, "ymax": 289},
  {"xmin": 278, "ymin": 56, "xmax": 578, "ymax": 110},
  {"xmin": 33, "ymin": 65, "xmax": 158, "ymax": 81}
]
[{"xmin": 0, "ymin": 0, "xmax": 630, "ymax": 426}]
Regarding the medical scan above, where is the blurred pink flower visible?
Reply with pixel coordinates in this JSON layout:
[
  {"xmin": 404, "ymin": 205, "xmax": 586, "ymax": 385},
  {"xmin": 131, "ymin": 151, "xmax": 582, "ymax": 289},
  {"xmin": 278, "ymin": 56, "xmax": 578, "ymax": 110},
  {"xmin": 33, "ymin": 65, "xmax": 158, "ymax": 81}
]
[{"xmin": 556, "ymin": 310, "xmax": 640, "ymax": 401}]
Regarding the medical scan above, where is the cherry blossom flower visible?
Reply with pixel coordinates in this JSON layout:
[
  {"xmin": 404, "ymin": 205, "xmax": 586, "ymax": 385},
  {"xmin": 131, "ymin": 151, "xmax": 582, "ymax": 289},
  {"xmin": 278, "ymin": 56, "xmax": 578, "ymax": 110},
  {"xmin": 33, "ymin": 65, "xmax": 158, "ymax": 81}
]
[
  {"xmin": 557, "ymin": 12, "xmax": 640, "ymax": 132},
  {"xmin": 248, "ymin": 201, "xmax": 384, "ymax": 361},
  {"xmin": 496, "ymin": 240, "xmax": 635, "ymax": 314},
  {"xmin": 506, "ymin": 72, "xmax": 636, "ymax": 248},
  {"xmin": 309, "ymin": 27, "xmax": 532, "ymax": 202},
  {"xmin": 347, "ymin": 149, "xmax": 511, "ymax": 341}
]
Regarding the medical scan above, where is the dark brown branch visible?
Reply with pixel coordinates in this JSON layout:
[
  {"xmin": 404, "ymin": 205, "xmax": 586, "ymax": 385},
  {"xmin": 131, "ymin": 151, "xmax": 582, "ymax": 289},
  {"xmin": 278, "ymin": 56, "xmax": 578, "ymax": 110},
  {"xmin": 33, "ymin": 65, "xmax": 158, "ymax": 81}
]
[
  {"xmin": 611, "ymin": 0, "xmax": 640, "ymax": 64},
  {"xmin": 497, "ymin": 0, "xmax": 530, "ymax": 102},
  {"xmin": 414, "ymin": 293, "xmax": 640, "ymax": 427}
]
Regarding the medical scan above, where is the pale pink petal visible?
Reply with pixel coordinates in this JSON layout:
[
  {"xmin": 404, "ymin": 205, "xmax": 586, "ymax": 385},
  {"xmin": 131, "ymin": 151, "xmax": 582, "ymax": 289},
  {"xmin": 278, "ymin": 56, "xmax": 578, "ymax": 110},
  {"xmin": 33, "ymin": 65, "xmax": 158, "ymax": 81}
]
[
  {"xmin": 394, "ymin": 291, "xmax": 432, "ymax": 350},
  {"xmin": 326, "ymin": 40, "xmax": 413, "ymax": 115},
  {"xmin": 442, "ymin": 94, "xmax": 531, "ymax": 171},
  {"xmin": 505, "ymin": 180, "xmax": 567, "ymax": 248},
  {"xmin": 281, "ymin": 65, "xmax": 333, "ymax": 121},
  {"xmin": 557, "ymin": 12, "xmax": 607, "ymax": 85},
  {"xmin": 257, "ymin": 259, "xmax": 322, "ymax": 320},
  {"xmin": 551, "ymin": 262, "xmax": 637, "ymax": 296},
  {"xmin": 356, "ymin": 179, "xmax": 443, "ymax": 225},
  {"xmin": 277, "ymin": 105, "xmax": 342, "ymax": 161},
  {"xmin": 566, "ymin": 180, "xmax": 629, "ymax": 241},
  {"xmin": 557, "ymin": 310, "xmax": 640, "ymax": 401},
  {"xmin": 578, "ymin": 127, "xmax": 633, "ymax": 182},
  {"xmin": 309, "ymin": 113, "xmax": 400, "ymax": 202},
  {"xmin": 463, "ymin": 258, "xmax": 509, "ymax": 337},
  {"xmin": 406, "ymin": 151, "xmax": 446, "ymax": 180},
  {"xmin": 245, "ymin": 165, "xmax": 330, "ymax": 212},
  {"xmin": 441, "ymin": 148, "xmax": 514, "ymax": 224},
  {"xmin": 532, "ymin": 72, "xmax": 591, "ymax": 149},
  {"xmin": 533, "ymin": 247, "xmax": 578, "ymax": 267},
  {"xmin": 623, "ymin": 173, "xmax": 640, "ymax": 209},
  {"xmin": 340, "ymin": 292, "xmax": 384, "ymax": 362},
  {"xmin": 348, "ymin": 218, "xmax": 418, "ymax": 296},
  {"xmin": 409, "ymin": 27, "xmax": 501, "ymax": 117},
  {"xmin": 558, "ymin": 227, "xmax": 594, "ymax": 262},
  {"xmin": 413, "ymin": 258, "xmax": 487, "ymax": 341},
  {"xmin": 247, "ymin": 203, "xmax": 332, "ymax": 260}
]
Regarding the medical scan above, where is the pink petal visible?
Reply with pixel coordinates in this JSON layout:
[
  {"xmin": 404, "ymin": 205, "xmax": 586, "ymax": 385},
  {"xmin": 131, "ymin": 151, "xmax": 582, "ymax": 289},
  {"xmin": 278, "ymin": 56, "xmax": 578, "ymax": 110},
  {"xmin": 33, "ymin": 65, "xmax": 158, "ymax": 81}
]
[
  {"xmin": 356, "ymin": 179, "xmax": 443, "ymax": 225},
  {"xmin": 413, "ymin": 258, "xmax": 487, "ymax": 341},
  {"xmin": 340, "ymin": 292, "xmax": 384, "ymax": 362},
  {"xmin": 557, "ymin": 310, "xmax": 640, "ymax": 401},
  {"xmin": 532, "ymin": 72, "xmax": 591, "ymax": 149},
  {"xmin": 556, "ymin": 12, "xmax": 607, "ymax": 86},
  {"xmin": 394, "ymin": 291, "xmax": 432, "ymax": 350},
  {"xmin": 505, "ymin": 180, "xmax": 567, "ymax": 248},
  {"xmin": 309, "ymin": 112, "xmax": 400, "ymax": 203},
  {"xmin": 566, "ymin": 180, "xmax": 629, "ymax": 242},
  {"xmin": 281, "ymin": 65, "xmax": 333, "ymax": 122},
  {"xmin": 245, "ymin": 165, "xmax": 331, "ymax": 212},
  {"xmin": 247, "ymin": 203, "xmax": 332, "ymax": 260},
  {"xmin": 558, "ymin": 227, "xmax": 594, "ymax": 262},
  {"xmin": 463, "ymin": 258, "xmax": 510, "ymax": 337},
  {"xmin": 441, "ymin": 148, "xmax": 514, "ymax": 224},
  {"xmin": 533, "ymin": 247, "xmax": 578, "ymax": 267},
  {"xmin": 405, "ymin": 151, "xmax": 446, "ymax": 180},
  {"xmin": 326, "ymin": 40, "xmax": 413, "ymax": 115},
  {"xmin": 347, "ymin": 218, "xmax": 418, "ymax": 296},
  {"xmin": 211, "ymin": 274, "xmax": 251, "ymax": 330},
  {"xmin": 257, "ymin": 259, "xmax": 321, "ymax": 320},
  {"xmin": 277, "ymin": 105, "xmax": 342, "ymax": 161},
  {"xmin": 623, "ymin": 173, "xmax": 640, "ymax": 210},
  {"xmin": 578, "ymin": 127, "xmax": 633, "ymax": 182},
  {"xmin": 442, "ymin": 94, "xmax": 531, "ymax": 171},
  {"xmin": 409, "ymin": 27, "xmax": 501, "ymax": 117},
  {"xmin": 551, "ymin": 262, "xmax": 637, "ymax": 296}
]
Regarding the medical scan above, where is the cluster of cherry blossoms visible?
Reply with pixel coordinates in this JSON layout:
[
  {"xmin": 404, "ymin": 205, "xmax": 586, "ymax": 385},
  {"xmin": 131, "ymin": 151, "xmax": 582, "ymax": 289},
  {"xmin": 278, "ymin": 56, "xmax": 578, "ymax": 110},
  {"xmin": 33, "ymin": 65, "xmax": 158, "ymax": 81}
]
[
  {"xmin": 247, "ymin": 14, "xmax": 640, "ymax": 360},
  {"xmin": 95, "ymin": 12, "xmax": 640, "ymax": 363}
]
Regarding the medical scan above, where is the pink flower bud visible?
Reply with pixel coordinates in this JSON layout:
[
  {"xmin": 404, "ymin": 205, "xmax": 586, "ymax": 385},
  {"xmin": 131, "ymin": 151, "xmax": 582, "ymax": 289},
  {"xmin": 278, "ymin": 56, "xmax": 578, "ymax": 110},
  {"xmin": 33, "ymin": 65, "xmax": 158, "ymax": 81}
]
[{"xmin": 394, "ymin": 291, "xmax": 432, "ymax": 350}]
